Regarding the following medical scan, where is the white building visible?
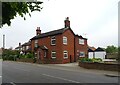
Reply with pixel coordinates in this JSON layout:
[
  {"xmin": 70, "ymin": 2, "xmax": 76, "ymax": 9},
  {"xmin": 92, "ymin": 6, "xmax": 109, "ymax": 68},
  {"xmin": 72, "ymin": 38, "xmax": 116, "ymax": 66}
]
[{"xmin": 88, "ymin": 47, "xmax": 106, "ymax": 60}]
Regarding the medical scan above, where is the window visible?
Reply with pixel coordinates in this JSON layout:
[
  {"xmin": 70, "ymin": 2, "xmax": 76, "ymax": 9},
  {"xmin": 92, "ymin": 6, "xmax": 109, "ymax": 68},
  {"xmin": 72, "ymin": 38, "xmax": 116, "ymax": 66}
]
[
  {"xmin": 79, "ymin": 39, "xmax": 84, "ymax": 45},
  {"xmin": 26, "ymin": 46, "xmax": 29, "ymax": 50},
  {"xmin": 51, "ymin": 36, "xmax": 56, "ymax": 45},
  {"xmin": 35, "ymin": 40, "xmax": 38, "ymax": 47},
  {"xmin": 63, "ymin": 51, "xmax": 68, "ymax": 59},
  {"xmin": 51, "ymin": 51, "xmax": 56, "ymax": 58},
  {"xmin": 79, "ymin": 52, "xmax": 85, "ymax": 57},
  {"xmin": 44, "ymin": 51, "xmax": 46, "ymax": 57},
  {"xmin": 63, "ymin": 36, "xmax": 67, "ymax": 45},
  {"xmin": 22, "ymin": 46, "xmax": 25, "ymax": 50}
]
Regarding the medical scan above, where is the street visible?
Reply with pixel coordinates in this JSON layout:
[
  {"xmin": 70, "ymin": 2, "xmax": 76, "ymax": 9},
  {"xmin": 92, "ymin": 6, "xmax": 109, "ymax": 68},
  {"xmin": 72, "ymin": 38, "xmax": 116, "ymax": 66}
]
[{"xmin": 2, "ymin": 61, "xmax": 119, "ymax": 84}]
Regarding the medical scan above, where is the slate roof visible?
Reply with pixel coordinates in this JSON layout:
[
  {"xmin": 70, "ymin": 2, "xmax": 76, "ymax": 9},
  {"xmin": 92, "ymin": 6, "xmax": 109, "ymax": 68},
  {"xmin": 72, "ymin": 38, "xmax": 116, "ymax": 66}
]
[
  {"xmin": 75, "ymin": 34, "xmax": 87, "ymax": 40},
  {"xmin": 22, "ymin": 41, "xmax": 31, "ymax": 46},
  {"xmin": 88, "ymin": 48, "xmax": 94, "ymax": 52},
  {"xmin": 31, "ymin": 28, "xmax": 73, "ymax": 40},
  {"xmin": 88, "ymin": 46, "xmax": 96, "ymax": 51},
  {"xmin": 95, "ymin": 47, "xmax": 105, "ymax": 52}
]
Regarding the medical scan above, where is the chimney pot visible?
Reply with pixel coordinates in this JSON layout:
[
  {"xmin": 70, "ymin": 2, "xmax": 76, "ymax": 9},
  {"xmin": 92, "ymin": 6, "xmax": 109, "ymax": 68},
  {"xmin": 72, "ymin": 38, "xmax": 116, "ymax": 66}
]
[
  {"xmin": 36, "ymin": 27, "xmax": 41, "ymax": 35},
  {"xmin": 64, "ymin": 17, "xmax": 70, "ymax": 28}
]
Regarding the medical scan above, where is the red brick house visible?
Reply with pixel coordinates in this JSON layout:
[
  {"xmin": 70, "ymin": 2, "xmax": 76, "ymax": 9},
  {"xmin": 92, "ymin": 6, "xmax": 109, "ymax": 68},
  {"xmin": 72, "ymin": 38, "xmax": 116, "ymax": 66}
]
[
  {"xmin": 30, "ymin": 17, "xmax": 88, "ymax": 64},
  {"xmin": 15, "ymin": 41, "xmax": 31, "ymax": 54},
  {"xmin": 74, "ymin": 35, "xmax": 88, "ymax": 61}
]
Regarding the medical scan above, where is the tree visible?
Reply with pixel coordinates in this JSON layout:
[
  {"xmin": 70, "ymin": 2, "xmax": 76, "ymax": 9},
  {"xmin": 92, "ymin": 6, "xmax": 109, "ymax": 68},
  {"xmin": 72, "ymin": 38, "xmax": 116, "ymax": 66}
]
[
  {"xmin": 1, "ymin": 1, "xmax": 43, "ymax": 27},
  {"xmin": 105, "ymin": 45, "xmax": 118, "ymax": 53}
]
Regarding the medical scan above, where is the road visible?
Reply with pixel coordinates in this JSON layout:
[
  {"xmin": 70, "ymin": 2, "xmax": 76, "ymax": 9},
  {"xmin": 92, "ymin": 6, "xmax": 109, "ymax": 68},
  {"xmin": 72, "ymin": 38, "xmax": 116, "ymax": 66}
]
[{"xmin": 2, "ymin": 61, "xmax": 119, "ymax": 84}]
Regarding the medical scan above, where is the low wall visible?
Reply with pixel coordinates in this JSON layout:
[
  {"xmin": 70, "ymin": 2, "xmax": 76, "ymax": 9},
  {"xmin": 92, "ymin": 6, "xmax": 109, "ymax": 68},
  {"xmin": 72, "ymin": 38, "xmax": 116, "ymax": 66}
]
[
  {"xmin": 16, "ymin": 58, "xmax": 34, "ymax": 63},
  {"xmin": 79, "ymin": 62, "xmax": 120, "ymax": 71}
]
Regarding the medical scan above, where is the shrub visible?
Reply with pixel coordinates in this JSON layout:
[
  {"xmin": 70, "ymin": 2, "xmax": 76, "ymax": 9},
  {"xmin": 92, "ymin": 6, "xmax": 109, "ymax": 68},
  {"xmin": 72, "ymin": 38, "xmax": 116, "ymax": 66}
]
[
  {"xmin": 19, "ymin": 53, "xmax": 34, "ymax": 59},
  {"xmin": 79, "ymin": 58, "xmax": 93, "ymax": 62},
  {"xmin": 26, "ymin": 53, "xmax": 34, "ymax": 58},
  {"xmin": 79, "ymin": 58, "xmax": 102, "ymax": 63}
]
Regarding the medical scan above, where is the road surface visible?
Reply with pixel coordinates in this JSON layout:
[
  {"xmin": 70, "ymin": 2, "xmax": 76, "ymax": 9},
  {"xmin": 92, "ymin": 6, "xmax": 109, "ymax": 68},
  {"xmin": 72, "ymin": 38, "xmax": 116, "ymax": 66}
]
[{"xmin": 2, "ymin": 61, "xmax": 119, "ymax": 84}]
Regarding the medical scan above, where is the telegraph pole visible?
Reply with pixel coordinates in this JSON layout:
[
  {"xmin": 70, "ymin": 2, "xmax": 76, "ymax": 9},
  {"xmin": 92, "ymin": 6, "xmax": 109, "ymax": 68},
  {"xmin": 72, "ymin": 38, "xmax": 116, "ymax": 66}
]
[{"xmin": 3, "ymin": 35, "xmax": 5, "ymax": 49}]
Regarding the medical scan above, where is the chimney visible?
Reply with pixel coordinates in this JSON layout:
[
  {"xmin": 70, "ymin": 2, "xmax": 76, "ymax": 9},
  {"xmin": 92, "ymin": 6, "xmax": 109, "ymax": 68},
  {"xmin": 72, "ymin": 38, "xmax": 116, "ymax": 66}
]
[
  {"xmin": 19, "ymin": 42, "xmax": 21, "ymax": 51},
  {"xmin": 64, "ymin": 17, "xmax": 70, "ymax": 28},
  {"xmin": 36, "ymin": 27, "xmax": 41, "ymax": 35}
]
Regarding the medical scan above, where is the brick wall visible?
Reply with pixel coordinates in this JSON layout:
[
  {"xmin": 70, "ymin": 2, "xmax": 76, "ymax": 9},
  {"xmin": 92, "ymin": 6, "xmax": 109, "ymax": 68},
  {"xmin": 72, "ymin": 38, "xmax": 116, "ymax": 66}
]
[{"xmin": 75, "ymin": 36, "xmax": 88, "ymax": 61}]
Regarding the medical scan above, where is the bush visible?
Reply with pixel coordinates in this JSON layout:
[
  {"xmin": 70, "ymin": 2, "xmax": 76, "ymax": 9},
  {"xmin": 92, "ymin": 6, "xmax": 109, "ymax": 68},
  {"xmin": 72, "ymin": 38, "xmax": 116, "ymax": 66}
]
[
  {"xmin": 79, "ymin": 58, "xmax": 93, "ymax": 62},
  {"xmin": 2, "ymin": 49, "xmax": 19, "ymax": 61},
  {"xmin": 19, "ymin": 53, "xmax": 34, "ymax": 59},
  {"xmin": 26, "ymin": 53, "xmax": 34, "ymax": 58},
  {"xmin": 92, "ymin": 58, "xmax": 102, "ymax": 62},
  {"xmin": 79, "ymin": 58, "xmax": 102, "ymax": 63}
]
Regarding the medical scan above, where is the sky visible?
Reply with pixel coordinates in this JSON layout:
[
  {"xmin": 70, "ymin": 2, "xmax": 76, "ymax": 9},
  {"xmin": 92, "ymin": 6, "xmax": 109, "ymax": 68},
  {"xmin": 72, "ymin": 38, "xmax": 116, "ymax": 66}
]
[{"xmin": 0, "ymin": 0, "xmax": 119, "ymax": 49}]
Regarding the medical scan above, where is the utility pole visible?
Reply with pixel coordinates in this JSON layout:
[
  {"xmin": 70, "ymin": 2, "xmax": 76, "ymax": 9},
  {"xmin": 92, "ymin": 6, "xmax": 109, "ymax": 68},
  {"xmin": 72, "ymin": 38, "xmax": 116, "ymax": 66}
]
[{"xmin": 3, "ymin": 35, "xmax": 5, "ymax": 49}]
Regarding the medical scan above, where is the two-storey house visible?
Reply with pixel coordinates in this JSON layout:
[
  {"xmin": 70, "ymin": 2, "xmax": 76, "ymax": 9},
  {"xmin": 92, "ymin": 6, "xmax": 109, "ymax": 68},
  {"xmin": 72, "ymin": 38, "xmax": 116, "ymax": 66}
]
[{"xmin": 31, "ymin": 17, "xmax": 88, "ymax": 64}]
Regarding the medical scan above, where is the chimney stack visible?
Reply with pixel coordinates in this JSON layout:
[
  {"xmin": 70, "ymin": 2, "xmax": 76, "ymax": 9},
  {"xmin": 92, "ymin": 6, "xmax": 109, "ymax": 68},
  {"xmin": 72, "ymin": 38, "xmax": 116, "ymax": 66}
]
[
  {"xmin": 64, "ymin": 17, "xmax": 70, "ymax": 28},
  {"xmin": 36, "ymin": 27, "xmax": 41, "ymax": 35},
  {"xmin": 19, "ymin": 42, "xmax": 21, "ymax": 51}
]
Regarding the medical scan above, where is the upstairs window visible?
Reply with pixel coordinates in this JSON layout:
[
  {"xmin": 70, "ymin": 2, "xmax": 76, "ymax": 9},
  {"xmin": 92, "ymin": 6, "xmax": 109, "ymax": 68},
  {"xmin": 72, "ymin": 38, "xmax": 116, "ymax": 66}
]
[
  {"xmin": 63, "ymin": 36, "xmax": 67, "ymax": 45},
  {"xmin": 79, "ymin": 52, "xmax": 85, "ymax": 57},
  {"xmin": 51, "ymin": 36, "xmax": 56, "ymax": 45},
  {"xmin": 79, "ymin": 39, "xmax": 84, "ymax": 45},
  {"xmin": 35, "ymin": 40, "xmax": 38, "ymax": 47},
  {"xmin": 51, "ymin": 51, "xmax": 56, "ymax": 59},
  {"xmin": 63, "ymin": 51, "xmax": 68, "ymax": 59}
]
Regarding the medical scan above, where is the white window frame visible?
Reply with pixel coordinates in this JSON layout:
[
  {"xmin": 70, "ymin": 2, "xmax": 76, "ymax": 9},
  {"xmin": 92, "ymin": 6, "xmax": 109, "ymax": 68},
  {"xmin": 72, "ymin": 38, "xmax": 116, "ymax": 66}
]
[
  {"xmin": 26, "ymin": 46, "xmax": 29, "ymax": 50},
  {"xmin": 51, "ymin": 51, "xmax": 56, "ymax": 59},
  {"xmin": 63, "ymin": 51, "xmax": 68, "ymax": 59},
  {"xmin": 35, "ymin": 40, "xmax": 38, "ymax": 47},
  {"xmin": 22, "ymin": 46, "xmax": 25, "ymax": 50},
  {"xmin": 79, "ymin": 39, "xmax": 84, "ymax": 45},
  {"xmin": 79, "ymin": 52, "xmax": 85, "ymax": 57},
  {"xmin": 51, "ymin": 36, "xmax": 56, "ymax": 45},
  {"xmin": 63, "ymin": 36, "xmax": 67, "ymax": 45}
]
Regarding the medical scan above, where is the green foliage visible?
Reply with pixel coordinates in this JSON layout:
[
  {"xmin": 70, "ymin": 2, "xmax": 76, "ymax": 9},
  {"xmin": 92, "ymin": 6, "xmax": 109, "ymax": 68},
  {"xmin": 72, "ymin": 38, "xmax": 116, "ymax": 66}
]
[
  {"xmin": 92, "ymin": 58, "xmax": 102, "ymax": 62},
  {"xmin": 79, "ymin": 58, "xmax": 102, "ymax": 63},
  {"xmin": 26, "ymin": 53, "xmax": 34, "ymax": 58},
  {"xmin": 105, "ymin": 45, "xmax": 118, "ymax": 53},
  {"xmin": 79, "ymin": 58, "xmax": 93, "ymax": 62},
  {"xmin": 19, "ymin": 53, "xmax": 34, "ymax": 59},
  {"xmin": 1, "ymin": 1, "xmax": 43, "ymax": 27},
  {"xmin": 2, "ymin": 49, "xmax": 19, "ymax": 60}
]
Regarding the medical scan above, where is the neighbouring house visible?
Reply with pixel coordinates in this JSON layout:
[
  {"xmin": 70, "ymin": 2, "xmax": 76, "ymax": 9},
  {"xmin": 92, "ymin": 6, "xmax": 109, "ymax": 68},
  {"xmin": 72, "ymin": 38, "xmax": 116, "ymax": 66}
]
[
  {"xmin": 88, "ymin": 47, "xmax": 106, "ymax": 60},
  {"xmin": 15, "ymin": 43, "xmax": 22, "ymax": 51},
  {"xmin": 94, "ymin": 47, "xmax": 106, "ymax": 60},
  {"xmin": 30, "ymin": 17, "xmax": 88, "ymax": 64},
  {"xmin": 21, "ymin": 41, "xmax": 31, "ymax": 54},
  {"xmin": 15, "ymin": 41, "xmax": 31, "ymax": 54},
  {"xmin": 88, "ymin": 46, "xmax": 96, "ymax": 59}
]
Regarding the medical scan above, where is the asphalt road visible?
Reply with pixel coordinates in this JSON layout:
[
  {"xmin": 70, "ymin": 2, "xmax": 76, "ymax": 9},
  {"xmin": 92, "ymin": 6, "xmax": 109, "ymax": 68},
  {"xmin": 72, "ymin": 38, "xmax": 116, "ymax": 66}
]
[{"xmin": 2, "ymin": 61, "xmax": 119, "ymax": 84}]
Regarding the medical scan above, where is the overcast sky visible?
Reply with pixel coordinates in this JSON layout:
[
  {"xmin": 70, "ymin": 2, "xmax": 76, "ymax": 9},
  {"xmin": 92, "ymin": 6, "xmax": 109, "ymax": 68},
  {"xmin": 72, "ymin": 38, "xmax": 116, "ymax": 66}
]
[{"xmin": 0, "ymin": 0, "xmax": 119, "ymax": 49}]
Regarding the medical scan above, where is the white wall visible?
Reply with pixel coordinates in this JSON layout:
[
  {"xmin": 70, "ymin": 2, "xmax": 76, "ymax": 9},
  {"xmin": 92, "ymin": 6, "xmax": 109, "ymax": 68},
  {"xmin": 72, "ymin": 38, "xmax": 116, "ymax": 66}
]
[
  {"xmin": 94, "ymin": 51, "xmax": 106, "ymax": 60},
  {"xmin": 88, "ymin": 52, "xmax": 94, "ymax": 59}
]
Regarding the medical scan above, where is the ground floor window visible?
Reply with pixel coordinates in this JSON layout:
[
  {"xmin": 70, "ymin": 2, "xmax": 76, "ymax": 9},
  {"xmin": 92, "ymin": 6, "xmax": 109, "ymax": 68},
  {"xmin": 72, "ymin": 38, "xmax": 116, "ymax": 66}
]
[
  {"xmin": 63, "ymin": 51, "xmax": 68, "ymax": 59},
  {"xmin": 44, "ymin": 51, "xmax": 46, "ymax": 57},
  {"xmin": 51, "ymin": 51, "xmax": 56, "ymax": 59},
  {"xmin": 79, "ymin": 52, "xmax": 85, "ymax": 57}
]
